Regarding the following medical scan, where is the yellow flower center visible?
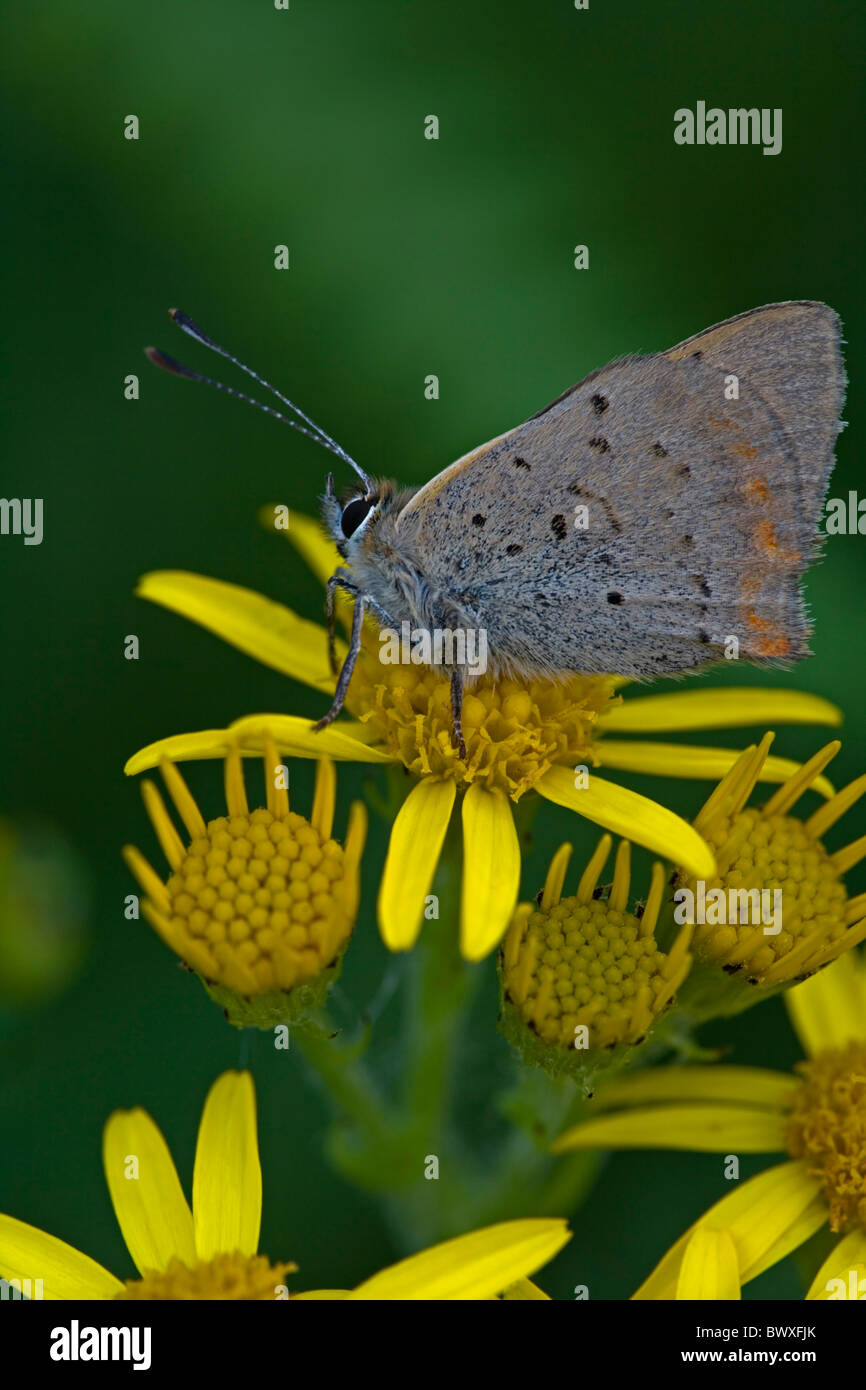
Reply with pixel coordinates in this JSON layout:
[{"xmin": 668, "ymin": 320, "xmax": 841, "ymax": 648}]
[
  {"xmin": 346, "ymin": 627, "xmax": 617, "ymax": 797},
  {"xmin": 504, "ymin": 895, "xmax": 679, "ymax": 1049},
  {"xmin": 167, "ymin": 806, "xmax": 353, "ymax": 995},
  {"xmin": 114, "ymin": 1252, "xmax": 296, "ymax": 1300},
  {"xmin": 684, "ymin": 808, "xmax": 847, "ymax": 981},
  {"xmin": 785, "ymin": 1042, "xmax": 866, "ymax": 1232}
]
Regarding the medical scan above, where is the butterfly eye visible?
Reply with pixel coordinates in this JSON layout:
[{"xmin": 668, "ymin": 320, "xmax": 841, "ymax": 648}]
[{"xmin": 340, "ymin": 494, "xmax": 377, "ymax": 538}]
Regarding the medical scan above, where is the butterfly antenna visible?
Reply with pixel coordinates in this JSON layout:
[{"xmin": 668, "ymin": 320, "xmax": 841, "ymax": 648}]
[{"xmin": 145, "ymin": 309, "xmax": 371, "ymax": 489}]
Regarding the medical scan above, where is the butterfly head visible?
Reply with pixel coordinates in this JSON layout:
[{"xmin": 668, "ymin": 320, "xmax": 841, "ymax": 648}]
[{"xmin": 323, "ymin": 475, "xmax": 398, "ymax": 559}]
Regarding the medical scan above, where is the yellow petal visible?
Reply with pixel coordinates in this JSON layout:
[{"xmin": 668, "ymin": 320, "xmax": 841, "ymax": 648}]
[
  {"xmin": 0, "ymin": 1214, "xmax": 123, "ymax": 1300},
  {"xmin": 311, "ymin": 757, "xmax": 336, "ymax": 841},
  {"xmin": 537, "ymin": 765, "xmax": 715, "ymax": 879},
  {"xmin": 193, "ymin": 1072, "xmax": 261, "ymax": 1260},
  {"xmin": 137, "ymin": 570, "xmax": 336, "ymax": 691},
  {"xmin": 599, "ymin": 687, "xmax": 841, "ymax": 733},
  {"xmin": 540, "ymin": 842, "xmax": 573, "ymax": 911},
  {"xmin": 122, "ymin": 844, "xmax": 172, "ymax": 914},
  {"xmin": 633, "ymin": 1161, "xmax": 824, "ymax": 1299},
  {"xmin": 501, "ymin": 1277, "xmax": 550, "ymax": 1300},
  {"xmin": 292, "ymin": 1288, "xmax": 351, "ymax": 1299},
  {"xmin": 276, "ymin": 509, "xmax": 343, "ymax": 587},
  {"xmin": 461, "ymin": 785, "xmax": 521, "ymax": 961},
  {"xmin": 159, "ymin": 760, "xmax": 207, "ymax": 839},
  {"xmin": 378, "ymin": 779, "xmax": 455, "ymax": 951},
  {"xmin": 102, "ymin": 1108, "xmax": 196, "ymax": 1275},
  {"xmin": 806, "ymin": 1230, "xmax": 866, "ymax": 1299},
  {"xmin": 345, "ymin": 1219, "xmax": 570, "ymax": 1300},
  {"xmin": 785, "ymin": 951, "xmax": 866, "ymax": 1056},
  {"xmin": 596, "ymin": 741, "xmax": 833, "ymax": 799},
  {"xmin": 125, "ymin": 717, "xmax": 391, "ymax": 777},
  {"xmin": 676, "ymin": 1228, "xmax": 741, "ymax": 1300},
  {"xmin": 591, "ymin": 1065, "xmax": 798, "ymax": 1110},
  {"xmin": 553, "ymin": 1104, "xmax": 786, "ymax": 1155},
  {"xmin": 229, "ymin": 714, "xmax": 392, "ymax": 761}
]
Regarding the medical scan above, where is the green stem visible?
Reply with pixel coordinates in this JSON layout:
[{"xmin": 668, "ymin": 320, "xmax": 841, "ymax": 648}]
[
  {"xmin": 403, "ymin": 828, "xmax": 476, "ymax": 1131},
  {"xmin": 294, "ymin": 1021, "xmax": 394, "ymax": 1148}
]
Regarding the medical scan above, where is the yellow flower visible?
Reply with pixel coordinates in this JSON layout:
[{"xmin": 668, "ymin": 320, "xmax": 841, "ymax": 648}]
[
  {"xmin": 675, "ymin": 735, "xmax": 866, "ymax": 1011},
  {"xmin": 0, "ymin": 1071, "xmax": 570, "ymax": 1300},
  {"xmin": 499, "ymin": 834, "xmax": 693, "ymax": 1077},
  {"xmin": 552, "ymin": 949, "xmax": 866, "ymax": 1299},
  {"xmin": 123, "ymin": 742, "xmax": 366, "ymax": 1027},
  {"xmin": 674, "ymin": 1228, "xmax": 741, "ymax": 1300},
  {"xmin": 125, "ymin": 512, "xmax": 840, "ymax": 961}
]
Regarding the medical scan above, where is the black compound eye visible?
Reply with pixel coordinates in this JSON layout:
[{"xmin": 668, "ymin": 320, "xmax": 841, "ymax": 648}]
[{"xmin": 340, "ymin": 494, "xmax": 376, "ymax": 538}]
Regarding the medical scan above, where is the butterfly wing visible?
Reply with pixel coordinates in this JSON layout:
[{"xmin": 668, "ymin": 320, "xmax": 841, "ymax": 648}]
[
  {"xmin": 396, "ymin": 303, "xmax": 844, "ymax": 677},
  {"xmin": 664, "ymin": 301, "xmax": 845, "ymax": 520}
]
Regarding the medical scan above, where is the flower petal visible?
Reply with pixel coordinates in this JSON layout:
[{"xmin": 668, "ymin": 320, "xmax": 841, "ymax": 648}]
[
  {"xmin": 537, "ymin": 765, "xmax": 715, "ymax": 878},
  {"xmin": 378, "ymin": 779, "xmax": 455, "ymax": 951},
  {"xmin": 805, "ymin": 1230, "xmax": 866, "ymax": 1299},
  {"xmin": 292, "ymin": 1288, "xmax": 351, "ymax": 1299},
  {"xmin": 553, "ymin": 1104, "xmax": 786, "ymax": 1155},
  {"xmin": 137, "ymin": 570, "xmax": 336, "ymax": 691},
  {"xmin": 785, "ymin": 951, "xmax": 866, "ymax": 1056},
  {"xmin": 125, "ymin": 717, "xmax": 392, "ymax": 777},
  {"xmin": 461, "ymin": 784, "xmax": 521, "ymax": 961},
  {"xmin": 102, "ymin": 1108, "xmax": 195, "ymax": 1275},
  {"xmin": 591, "ymin": 1066, "xmax": 798, "ymax": 1111},
  {"xmin": 676, "ymin": 1228, "xmax": 741, "ymax": 1300},
  {"xmin": 0, "ymin": 1214, "xmax": 123, "ymax": 1300},
  {"xmin": 228, "ymin": 715, "xmax": 393, "ymax": 762},
  {"xmin": 599, "ymin": 687, "xmax": 842, "ymax": 733},
  {"xmin": 633, "ymin": 1161, "xmax": 824, "ymax": 1299},
  {"xmin": 596, "ymin": 741, "xmax": 833, "ymax": 799},
  {"xmin": 345, "ymin": 1219, "xmax": 570, "ymax": 1300},
  {"xmin": 193, "ymin": 1072, "xmax": 261, "ymax": 1260},
  {"xmin": 500, "ymin": 1277, "xmax": 551, "ymax": 1300}
]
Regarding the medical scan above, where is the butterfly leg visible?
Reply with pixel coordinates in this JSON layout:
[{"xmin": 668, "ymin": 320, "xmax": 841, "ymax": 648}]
[
  {"xmin": 450, "ymin": 667, "xmax": 467, "ymax": 760},
  {"xmin": 325, "ymin": 569, "xmax": 358, "ymax": 676},
  {"xmin": 314, "ymin": 594, "xmax": 367, "ymax": 732}
]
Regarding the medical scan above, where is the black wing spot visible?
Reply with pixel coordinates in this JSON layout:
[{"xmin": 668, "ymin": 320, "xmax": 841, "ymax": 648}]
[
  {"xmin": 699, "ymin": 630, "xmax": 711, "ymax": 643},
  {"xmin": 566, "ymin": 483, "xmax": 622, "ymax": 535},
  {"xmin": 678, "ymin": 464, "xmax": 691, "ymax": 478},
  {"xmin": 514, "ymin": 457, "xmax": 531, "ymax": 470},
  {"xmin": 683, "ymin": 534, "xmax": 694, "ymax": 548},
  {"xmin": 591, "ymin": 393, "xmax": 608, "ymax": 415},
  {"xmin": 588, "ymin": 436, "xmax": 610, "ymax": 452},
  {"xmin": 551, "ymin": 514, "xmax": 568, "ymax": 540},
  {"xmin": 607, "ymin": 590, "xmax": 624, "ymax": 605},
  {"xmin": 596, "ymin": 552, "xmax": 612, "ymax": 565},
  {"xmin": 472, "ymin": 513, "xmax": 486, "ymax": 527},
  {"xmin": 697, "ymin": 575, "xmax": 712, "ymax": 597},
  {"xmin": 691, "ymin": 350, "xmax": 703, "ymax": 361},
  {"xmin": 652, "ymin": 442, "xmax": 668, "ymax": 457},
  {"xmin": 506, "ymin": 543, "xmax": 523, "ymax": 555}
]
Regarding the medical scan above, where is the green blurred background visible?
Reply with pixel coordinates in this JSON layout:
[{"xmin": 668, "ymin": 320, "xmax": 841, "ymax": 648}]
[{"xmin": 2, "ymin": 0, "xmax": 864, "ymax": 1299}]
